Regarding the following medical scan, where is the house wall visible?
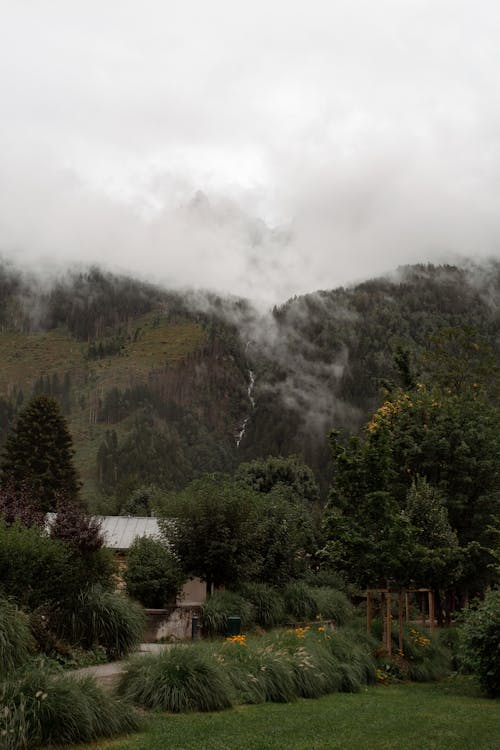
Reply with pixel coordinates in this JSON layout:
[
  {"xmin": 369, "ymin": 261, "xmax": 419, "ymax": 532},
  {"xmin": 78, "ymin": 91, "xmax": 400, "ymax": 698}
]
[{"xmin": 177, "ymin": 577, "xmax": 206, "ymax": 605}]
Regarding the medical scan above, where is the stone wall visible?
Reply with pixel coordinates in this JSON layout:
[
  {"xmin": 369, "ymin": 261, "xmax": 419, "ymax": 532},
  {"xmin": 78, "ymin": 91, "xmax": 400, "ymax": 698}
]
[{"xmin": 144, "ymin": 605, "xmax": 202, "ymax": 642}]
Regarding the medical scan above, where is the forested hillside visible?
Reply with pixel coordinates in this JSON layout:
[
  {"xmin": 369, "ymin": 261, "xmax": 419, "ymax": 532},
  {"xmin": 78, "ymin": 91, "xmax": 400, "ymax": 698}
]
[
  {"xmin": 242, "ymin": 262, "xmax": 499, "ymax": 486},
  {"xmin": 0, "ymin": 260, "xmax": 498, "ymax": 507},
  {"xmin": 0, "ymin": 265, "xmax": 252, "ymax": 508}
]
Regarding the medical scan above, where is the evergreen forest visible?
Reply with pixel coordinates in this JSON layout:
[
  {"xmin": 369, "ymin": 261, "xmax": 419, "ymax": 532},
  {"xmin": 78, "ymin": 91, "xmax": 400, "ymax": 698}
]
[{"xmin": 0, "ymin": 259, "xmax": 497, "ymax": 511}]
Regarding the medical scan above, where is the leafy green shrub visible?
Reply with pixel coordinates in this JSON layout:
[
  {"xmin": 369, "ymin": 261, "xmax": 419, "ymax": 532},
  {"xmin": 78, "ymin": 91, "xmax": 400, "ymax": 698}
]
[
  {"xmin": 68, "ymin": 586, "xmax": 145, "ymax": 659},
  {"xmin": 119, "ymin": 645, "xmax": 232, "ymax": 712},
  {"xmin": 303, "ymin": 569, "xmax": 349, "ymax": 592},
  {"xmin": 310, "ymin": 587, "xmax": 354, "ymax": 625},
  {"xmin": 0, "ymin": 666, "xmax": 139, "ymax": 748},
  {"xmin": 124, "ymin": 536, "xmax": 185, "ymax": 608},
  {"xmin": 283, "ymin": 582, "xmax": 318, "ymax": 621},
  {"xmin": 459, "ymin": 589, "xmax": 500, "ymax": 697},
  {"xmin": 200, "ymin": 591, "xmax": 254, "ymax": 636},
  {"xmin": 28, "ymin": 605, "xmax": 72, "ymax": 660},
  {"xmin": 0, "ymin": 520, "xmax": 114, "ymax": 611},
  {"xmin": 435, "ymin": 626, "xmax": 464, "ymax": 671},
  {"xmin": 0, "ymin": 597, "xmax": 34, "ymax": 676},
  {"xmin": 237, "ymin": 583, "xmax": 285, "ymax": 628}
]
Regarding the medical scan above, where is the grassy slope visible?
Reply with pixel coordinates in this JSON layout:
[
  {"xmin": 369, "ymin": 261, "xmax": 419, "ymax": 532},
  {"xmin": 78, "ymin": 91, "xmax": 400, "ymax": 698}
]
[
  {"xmin": 75, "ymin": 679, "xmax": 499, "ymax": 750},
  {"xmin": 0, "ymin": 314, "xmax": 206, "ymax": 502}
]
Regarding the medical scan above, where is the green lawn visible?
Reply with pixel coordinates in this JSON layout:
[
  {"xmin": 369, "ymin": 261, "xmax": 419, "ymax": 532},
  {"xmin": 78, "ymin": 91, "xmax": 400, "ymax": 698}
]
[{"xmin": 83, "ymin": 679, "xmax": 499, "ymax": 750}]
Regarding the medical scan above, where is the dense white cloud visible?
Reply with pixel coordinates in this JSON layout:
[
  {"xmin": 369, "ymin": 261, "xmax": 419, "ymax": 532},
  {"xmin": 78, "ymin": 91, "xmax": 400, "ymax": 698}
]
[{"xmin": 1, "ymin": 0, "xmax": 499, "ymax": 304}]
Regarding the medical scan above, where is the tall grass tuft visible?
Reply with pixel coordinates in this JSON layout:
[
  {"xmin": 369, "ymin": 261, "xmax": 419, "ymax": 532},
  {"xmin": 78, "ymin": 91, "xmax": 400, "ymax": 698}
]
[
  {"xmin": 237, "ymin": 583, "xmax": 285, "ymax": 629},
  {"xmin": 200, "ymin": 591, "xmax": 254, "ymax": 636},
  {"xmin": 70, "ymin": 585, "xmax": 145, "ymax": 659},
  {"xmin": 216, "ymin": 641, "xmax": 268, "ymax": 705},
  {"xmin": 250, "ymin": 644, "xmax": 297, "ymax": 703},
  {"xmin": 0, "ymin": 666, "xmax": 139, "ymax": 749},
  {"xmin": 0, "ymin": 597, "xmax": 34, "ymax": 676},
  {"xmin": 310, "ymin": 588, "xmax": 354, "ymax": 626},
  {"xmin": 319, "ymin": 628, "xmax": 377, "ymax": 691},
  {"xmin": 118, "ymin": 645, "xmax": 233, "ymax": 712},
  {"xmin": 371, "ymin": 620, "xmax": 451, "ymax": 682},
  {"xmin": 217, "ymin": 635, "xmax": 301, "ymax": 704},
  {"xmin": 405, "ymin": 638, "xmax": 451, "ymax": 682},
  {"xmin": 289, "ymin": 642, "xmax": 341, "ymax": 698},
  {"xmin": 283, "ymin": 582, "xmax": 318, "ymax": 622}
]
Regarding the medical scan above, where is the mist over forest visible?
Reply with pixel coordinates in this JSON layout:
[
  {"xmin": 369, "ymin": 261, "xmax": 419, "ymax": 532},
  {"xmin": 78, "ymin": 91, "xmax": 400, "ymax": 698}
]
[{"xmin": 0, "ymin": 256, "xmax": 497, "ymax": 506}]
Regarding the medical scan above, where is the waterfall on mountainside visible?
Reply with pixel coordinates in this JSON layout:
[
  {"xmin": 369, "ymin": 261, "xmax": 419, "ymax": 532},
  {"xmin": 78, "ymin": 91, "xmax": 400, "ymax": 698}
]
[{"xmin": 236, "ymin": 369, "xmax": 255, "ymax": 447}]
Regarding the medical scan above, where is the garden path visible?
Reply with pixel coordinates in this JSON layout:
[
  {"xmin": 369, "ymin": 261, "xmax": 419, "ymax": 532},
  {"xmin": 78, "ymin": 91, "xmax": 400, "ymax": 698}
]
[{"xmin": 73, "ymin": 643, "xmax": 169, "ymax": 690}]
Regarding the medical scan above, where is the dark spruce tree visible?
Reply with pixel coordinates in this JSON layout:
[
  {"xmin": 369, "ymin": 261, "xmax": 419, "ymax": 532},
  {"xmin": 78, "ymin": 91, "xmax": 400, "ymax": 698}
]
[{"xmin": 0, "ymin": 395, "xmax": 80, "ymax": 512}]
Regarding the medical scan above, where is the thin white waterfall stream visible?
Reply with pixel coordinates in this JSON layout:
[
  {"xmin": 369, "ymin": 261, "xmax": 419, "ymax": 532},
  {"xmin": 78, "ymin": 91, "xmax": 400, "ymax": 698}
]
[{"xmin": 236, "ymin": 369, "xmax": 255, "ymax": 447}]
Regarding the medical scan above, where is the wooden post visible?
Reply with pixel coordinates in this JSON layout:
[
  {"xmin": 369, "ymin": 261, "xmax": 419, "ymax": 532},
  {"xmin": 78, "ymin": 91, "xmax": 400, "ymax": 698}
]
[
  {"xmin": 366, "ymin": 591, "xmax": 372, "ymax": 635},
  {"xmin": 386, "ymin": 591, "xmax": 392, "ymax": 657},
  {"xmin": 421, "ymin": 592, "xmax": 426, "ymax": 628},
  {"xmin": 398, "ymin": 590, "xmax": 403, "ymax": 653},
  {"xmin": 405, "ymin": 592, "xmax": 409, "ymax": 624},
  {"xmin": 381, "ymin": 592, "xmax": 386, "ymax": 648},
  {"xmin": 428, "ymin": 590, "xmax": 435, "ymax": 635}
]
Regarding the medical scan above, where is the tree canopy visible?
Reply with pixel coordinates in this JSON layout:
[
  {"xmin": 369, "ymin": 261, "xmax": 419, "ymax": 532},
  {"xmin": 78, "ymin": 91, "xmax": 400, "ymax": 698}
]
[
  {"xmin": 161, "ymin": 474, "xmax": 264, "ymax": 594},
  {"xmin": 235, "ymin": 455, "xmax": 320, "ymax": 504},
  {"xmin": 162, "ymin": 472, "xmax": 317, "ymax": 594},
  {"xmin": 322, "ymin": 360, "xmax": 499, "ymax": 595}
]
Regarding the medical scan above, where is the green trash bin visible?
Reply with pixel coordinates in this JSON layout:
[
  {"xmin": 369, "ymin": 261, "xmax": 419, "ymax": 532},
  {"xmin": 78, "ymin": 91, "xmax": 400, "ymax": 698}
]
[{"xmin": 227, "ymin": 616, "xmax": 241, "ymax": 636}]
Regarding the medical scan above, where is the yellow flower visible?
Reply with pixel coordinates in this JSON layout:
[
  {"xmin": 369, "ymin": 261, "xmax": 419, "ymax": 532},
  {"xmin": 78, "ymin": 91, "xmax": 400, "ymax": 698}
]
[{"xmin": 225, "ymin": 634, "xmax": 247, "ymax": 646}]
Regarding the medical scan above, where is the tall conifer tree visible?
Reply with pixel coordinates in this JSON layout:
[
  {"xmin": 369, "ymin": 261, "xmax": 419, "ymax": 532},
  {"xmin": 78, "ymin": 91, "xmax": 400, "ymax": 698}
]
[{"xmin": 1, "ymin": 395, "xmax": 80, "ymax": 512}]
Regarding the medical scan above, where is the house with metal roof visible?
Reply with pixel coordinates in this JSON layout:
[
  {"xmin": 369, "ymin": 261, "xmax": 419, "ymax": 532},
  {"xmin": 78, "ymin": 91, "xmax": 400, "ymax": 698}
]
[
  {"xmin": 46, "ymin": 513, "xmax": 205, "ymax": 605},
  {"xmin": 93, "ymin": 515, "xmax": 161, "ymax": 550}
]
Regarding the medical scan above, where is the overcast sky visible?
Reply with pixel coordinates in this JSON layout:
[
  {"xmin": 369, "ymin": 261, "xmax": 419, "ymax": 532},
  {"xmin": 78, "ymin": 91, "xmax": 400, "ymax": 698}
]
[{"xmin": 1, "ymin": 1, "xmax": 499, "ymax": 305}]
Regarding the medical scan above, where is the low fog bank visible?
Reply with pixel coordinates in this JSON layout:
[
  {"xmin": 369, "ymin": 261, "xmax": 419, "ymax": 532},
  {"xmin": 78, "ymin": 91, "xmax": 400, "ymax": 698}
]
[
  {"xmin": 1, "ymin": 253, "xmax": 498, "ymax": 446},
  {"xmin": 1, "ymin": 144, "xmax": 499, "ymax": 311}
]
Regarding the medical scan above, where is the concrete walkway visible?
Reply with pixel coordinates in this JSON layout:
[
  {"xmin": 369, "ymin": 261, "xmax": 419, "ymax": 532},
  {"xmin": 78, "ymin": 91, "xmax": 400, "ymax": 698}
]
[{"xmin": 74, "ymin": 643, "xmax": 169, "ymax": 690}]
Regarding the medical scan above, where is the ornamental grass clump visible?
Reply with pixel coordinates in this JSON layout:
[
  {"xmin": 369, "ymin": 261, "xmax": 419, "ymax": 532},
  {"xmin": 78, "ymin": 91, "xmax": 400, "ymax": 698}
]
[
  {"xmin": 0, "ymin": 597, "xmax": 34, "ymax": 676},
  {"xmin": 216, "ymin": 638, "xmax": 267, "ymax": 705},
  {"xmin": 118, "ymin": 645, "xmax": 233, "ymax": 712},
  {"xmin": 200, "ymin": 590, "xmax": 254, "ymax": 636},
  {"xmin": 288, "ymin": 640, "xmax": 340, "ymax": 699},
  {"xmin": 309, "ymin": 588, "xmax": 354, "ymax": 626},
  {"xmin": 213, "ymin": 633, "xmax": 298, "ymax": 704},
  {"xmin": 249, "ymin": 644, "xmax": 297, "ymax": 703},
  {"xmin": 370, "ymin": 620, "xmax": 451, "ymax": 683},
  {"xmin": 237, "ymin": 583, "xmax": 285, "ymax": 628},
  {"xmin": 319, "ymin": 627, "xmax": 377, "ymax": 691},
  {"xmin": 283, "ymin": 582, "xmax": 318, "ymax": 622},
  {"xmin": 69, "ymin": 585, "xmax": 145, "ymax": 659},
  {"xmin": 402, "ymin": 628, "xmax": 450, "ymax": 682},
  {"xmin": 0, "ymin": 666, "xmax": 139, "ymax": 749}
]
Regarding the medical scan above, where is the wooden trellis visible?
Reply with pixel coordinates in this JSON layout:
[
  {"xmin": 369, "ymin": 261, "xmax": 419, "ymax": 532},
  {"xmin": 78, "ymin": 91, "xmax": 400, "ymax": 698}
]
[{"xmin": 366, "ymin": 588, "xmax": 434, "ymax": 656}]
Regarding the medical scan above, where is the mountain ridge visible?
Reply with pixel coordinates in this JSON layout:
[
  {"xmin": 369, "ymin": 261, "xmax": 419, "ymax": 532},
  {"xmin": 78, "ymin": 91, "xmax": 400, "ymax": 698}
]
[{"xmin": 0, "ymin": 259, "xmax": 497, "ymax": 508}]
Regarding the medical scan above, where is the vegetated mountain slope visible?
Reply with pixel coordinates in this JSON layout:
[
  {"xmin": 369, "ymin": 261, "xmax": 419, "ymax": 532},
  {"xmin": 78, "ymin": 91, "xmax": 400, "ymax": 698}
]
[
  {"xmin": 0, "ymin": 260, "xmax": 498, "ymax": 505},
  {"xmin": 0, "ymin": 265, "xmax": 252, "ymax": 509},
  {"xmin": 240, "ymin": 262, "xmax": 500, "ymax": 487}
]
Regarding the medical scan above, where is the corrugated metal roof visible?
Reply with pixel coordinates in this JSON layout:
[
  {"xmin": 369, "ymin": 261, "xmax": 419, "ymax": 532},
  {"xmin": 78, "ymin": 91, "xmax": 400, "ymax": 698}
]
[
  {"xmin": 45, "ymin": 513, "xmax": 167, "ymax": 550},
  {"xmin": 95, "ymin": 515, "xmax": 161, "ymax": 550}
]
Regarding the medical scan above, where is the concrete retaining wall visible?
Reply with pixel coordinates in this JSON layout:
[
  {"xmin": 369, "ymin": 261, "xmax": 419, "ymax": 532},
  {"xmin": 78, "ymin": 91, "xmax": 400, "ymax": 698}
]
[{"xmin": 144, "ymin": 606, "xmax": 202, "ymax": 642}]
